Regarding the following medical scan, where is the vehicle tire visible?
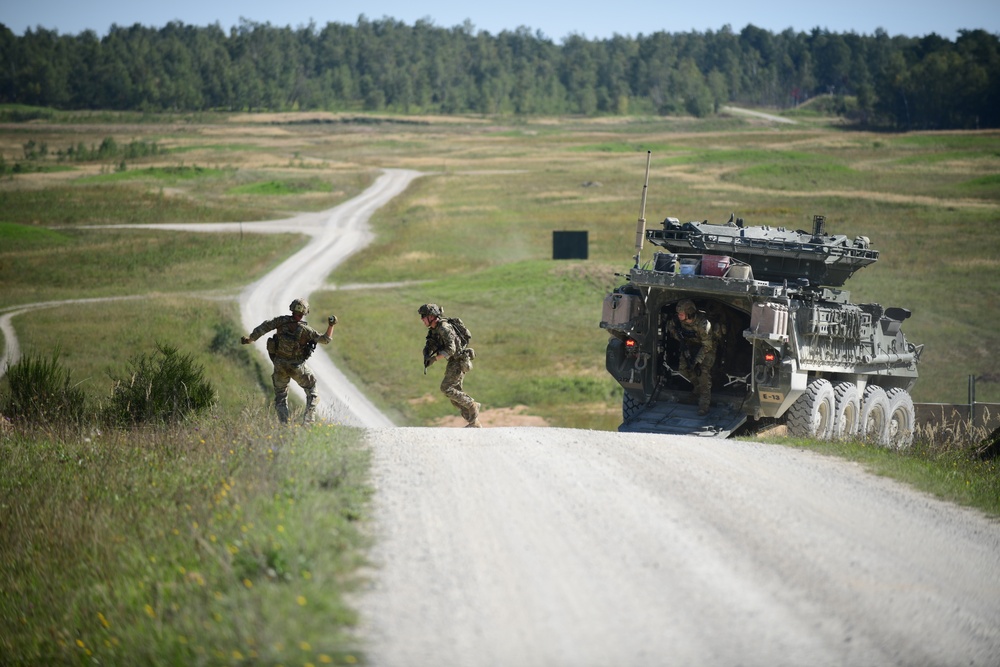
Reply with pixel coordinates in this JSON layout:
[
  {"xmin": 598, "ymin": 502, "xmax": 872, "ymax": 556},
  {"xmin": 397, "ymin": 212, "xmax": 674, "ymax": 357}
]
[
  {"xmin": 786, "ymin": 378, "xmax": 835, "ymax": 439},
  {"xmin": 859, "ymin": 385, "xmax": 891, "ymax": 446},
  {"xmin": 622, "ymin": 390, "xmax": 643, "ymax": 423},
  {"xmin": 832, "ymin": 382, "xmax": 861, "ymax": 440},
  {"xmin": 886, "ymin": 388, "xmax": 916, "ymax": 449}
]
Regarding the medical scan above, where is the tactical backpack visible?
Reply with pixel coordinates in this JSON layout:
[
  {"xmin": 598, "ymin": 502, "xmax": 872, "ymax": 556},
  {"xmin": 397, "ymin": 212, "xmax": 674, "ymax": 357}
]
[
  {"xmin": 444, "ymin": 316, "xmax": 472, "ymax": 348},
  {"xmin": 270, "ymin": 320, "xmax": 316, "ymax": 363}
]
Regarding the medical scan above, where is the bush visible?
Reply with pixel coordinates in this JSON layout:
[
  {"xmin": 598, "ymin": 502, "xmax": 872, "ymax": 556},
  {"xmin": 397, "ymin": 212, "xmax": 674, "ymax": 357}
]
[
  {"xmin": 210, "ymin": 321, "xmax": 249, "ymax": 361},
  {"xmin": 104, "ymin": 342, "xmax": 216, "ymax": 425},
  {"xmin": 1, "ymin": 351, "xmax": 87, "ymax": 425}
]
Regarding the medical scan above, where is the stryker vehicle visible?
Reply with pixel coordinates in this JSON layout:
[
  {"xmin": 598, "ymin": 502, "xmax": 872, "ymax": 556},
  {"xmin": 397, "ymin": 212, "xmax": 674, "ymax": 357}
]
[{"xmin": 600, "ymin": 154, "xmax": 923, "ymax": 444}]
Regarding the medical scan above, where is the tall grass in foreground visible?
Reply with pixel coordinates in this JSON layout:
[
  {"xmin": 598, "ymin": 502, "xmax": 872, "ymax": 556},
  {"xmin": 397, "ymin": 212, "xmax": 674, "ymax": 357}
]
[
  {"xmin": 0, "ymin": 414, "xmax": 371, "ymax": 666},
  {"xmin": 1, "ymin": 350, "xmax": 87, "ymax": 425}
]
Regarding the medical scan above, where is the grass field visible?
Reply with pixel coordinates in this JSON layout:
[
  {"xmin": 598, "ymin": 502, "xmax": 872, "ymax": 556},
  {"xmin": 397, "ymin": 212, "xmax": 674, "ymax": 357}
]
[
  {"xmin": 3, "ymin": 109, "xmax": 999, "ymax": 412},
  {"xmin": 2, "ymin": 106, "xmax": 999, "ymax": 663}
]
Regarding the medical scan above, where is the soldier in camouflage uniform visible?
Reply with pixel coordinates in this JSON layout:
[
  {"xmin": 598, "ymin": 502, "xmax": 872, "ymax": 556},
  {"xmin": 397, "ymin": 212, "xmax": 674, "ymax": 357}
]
[
  {"xmin": 241, "ymin": 298, "xmax": 336, "ymax": 424},
  {"xmin": 419, "ymin": 303, "xmax": 481, "ymax": 428},
  {"xmin": 666, "ymin": 299, "xmax": 717, "ymax": 415}
]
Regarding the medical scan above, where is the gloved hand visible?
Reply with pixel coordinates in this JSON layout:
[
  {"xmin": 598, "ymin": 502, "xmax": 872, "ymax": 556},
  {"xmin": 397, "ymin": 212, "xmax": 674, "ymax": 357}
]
[
  {"xmin": 328, "ymin": 314, "xmax": 338, "ymax": 326},
  {"xmin": 240, "ymin": 336, "xmax": 251, "ymax": 345}
]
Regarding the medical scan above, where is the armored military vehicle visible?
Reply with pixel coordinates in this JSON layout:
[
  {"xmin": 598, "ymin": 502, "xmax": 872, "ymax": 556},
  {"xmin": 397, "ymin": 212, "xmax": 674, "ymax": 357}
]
[{"xmin": 600, "ymin": 156, "xmax": 923, "ymax": 445}]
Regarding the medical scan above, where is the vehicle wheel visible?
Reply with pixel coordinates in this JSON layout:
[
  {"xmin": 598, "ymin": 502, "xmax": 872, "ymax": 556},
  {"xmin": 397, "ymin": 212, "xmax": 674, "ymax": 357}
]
[
  {"xmin": 886, "ymin": 388, "xmax": 916, "ymax": 449},
  {"xmin": 786, "ymin": 378, "xmax": 835, "ymax": 439},
  {"xmin": 832, "ymin": 382, "xmax": 861, "ymax": 440},
  {"xmin": 859, "ymin": 385, "xmax": 891, "ymax": 446},
  {"xmin": 622, "ymin": 390, "xmax": 643, "ymax": 423}
]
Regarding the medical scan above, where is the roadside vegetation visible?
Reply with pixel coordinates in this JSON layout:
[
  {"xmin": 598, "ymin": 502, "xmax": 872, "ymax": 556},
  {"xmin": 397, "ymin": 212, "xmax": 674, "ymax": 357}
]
[
  {"xmin": 1, "ymin": 107, "xmax": 998, "ymax": 661},
  {"xmin": 1, "ymin": 395, "xmax": 371, "ymax": 664}
]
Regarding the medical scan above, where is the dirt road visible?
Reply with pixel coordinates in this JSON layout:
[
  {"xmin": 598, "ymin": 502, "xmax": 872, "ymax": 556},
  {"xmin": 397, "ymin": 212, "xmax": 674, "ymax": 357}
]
[
  {"xmin": 721, "ymin": 105, "xmax": 798, "ymax": 124},
  {"xmin": 358, "ymin": 427, "xmax": 1000, "ymax": 666}
]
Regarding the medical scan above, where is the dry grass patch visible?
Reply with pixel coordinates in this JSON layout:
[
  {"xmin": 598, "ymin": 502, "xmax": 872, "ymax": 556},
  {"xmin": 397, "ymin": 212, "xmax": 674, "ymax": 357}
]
[{"xmin": 434, "ymin": 404, "xmax": 550, "ymax": 428}]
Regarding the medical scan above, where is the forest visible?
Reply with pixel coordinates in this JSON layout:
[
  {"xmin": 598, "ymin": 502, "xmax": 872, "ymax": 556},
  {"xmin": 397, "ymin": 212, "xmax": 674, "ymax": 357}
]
[{"xmin": 1, "ymin": 18, "xmax": 998, "ymax": 129}]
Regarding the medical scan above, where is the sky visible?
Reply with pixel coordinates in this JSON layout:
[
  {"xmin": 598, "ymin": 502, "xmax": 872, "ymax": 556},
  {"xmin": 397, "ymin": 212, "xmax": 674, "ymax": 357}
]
[{"xmin": 3, "ymin": 0, "xmax": 998, "ymax": 42}]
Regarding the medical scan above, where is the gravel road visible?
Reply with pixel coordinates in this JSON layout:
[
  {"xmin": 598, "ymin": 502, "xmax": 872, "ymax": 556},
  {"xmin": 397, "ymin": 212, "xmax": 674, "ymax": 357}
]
[{"xmin": 358, "ymin": 427, "xmax": 1000, "ymax": 667}]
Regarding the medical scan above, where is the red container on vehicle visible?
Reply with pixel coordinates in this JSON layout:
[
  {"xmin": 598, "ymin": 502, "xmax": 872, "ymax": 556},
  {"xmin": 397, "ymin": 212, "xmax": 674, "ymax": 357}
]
[{"xmin": 701, "ymin": 254, "xmax": 731, "ymax": 276}]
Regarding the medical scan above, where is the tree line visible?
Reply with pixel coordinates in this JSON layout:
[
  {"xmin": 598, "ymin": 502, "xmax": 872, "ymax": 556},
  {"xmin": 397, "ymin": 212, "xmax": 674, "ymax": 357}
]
[{"xmin": 1, "ymin": 18, "xmax": 998, "ymax": 129}]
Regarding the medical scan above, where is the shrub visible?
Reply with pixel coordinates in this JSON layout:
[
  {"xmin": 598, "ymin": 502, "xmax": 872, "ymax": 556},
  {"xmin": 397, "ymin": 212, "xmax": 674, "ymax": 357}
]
[
  {"xmin": 1, "ymin": 351, "xmax": 87, "ymax": 425},
  {"xmin": 210, "ymin": 321, "xmax": 249, "ymax": 361},
  {"xmin": 104, "ymin": 342, "xmax": 216, "ymax": 425}
]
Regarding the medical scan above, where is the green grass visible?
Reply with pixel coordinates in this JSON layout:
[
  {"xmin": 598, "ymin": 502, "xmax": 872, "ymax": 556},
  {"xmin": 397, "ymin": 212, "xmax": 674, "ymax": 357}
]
[
  {"xmin": 4, "ymin": 298, "xmax": 270, "ymax": 415},
  {"xmin": 0, "ymin": 186, "xmax": 276, "ymax": 226},
  {"xmin": 0, "ymin": 225, "xmax": 307, "ymax": 307},
  {"xmin": 4, "ymin": 113, "xmax": 998, "ymax": 406},
  {"xmin": 0, "ymin": 418, "xmax": 372, "ymax": 665},
  {"xmin": 228, "ymin": 178, "xmax": 335, "ymax": 196},
  {"xmin": 79, "ymin": 166, "xmax": 229, "ymax": 184},
  {"xmin": 314, "ymin": 260, "xmax": 623, "ymax": 429},
  {"xmin": 0, "ymin": 221, "xmax": 74, "ymax": 249}
]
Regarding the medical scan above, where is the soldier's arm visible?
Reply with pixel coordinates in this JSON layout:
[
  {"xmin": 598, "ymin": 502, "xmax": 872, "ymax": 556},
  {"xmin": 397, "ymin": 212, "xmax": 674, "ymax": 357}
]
[
  {"xmin": 314, "ymin": 323, "xmax": 334, "ymax": 345},
  {"xmin": 435, "ymin": 323, "xmax": 459, "ymax": 359},
  {"xmin": 242, "ymin": 317, "xmax": 280, "ymax": 344},
  {"xmin": 694, "ymin": 322, "xmax": 715, "ymax": 365},
  {"xmin": 665, "ymin": 319, "xmax": 680, "ymax": 341}
]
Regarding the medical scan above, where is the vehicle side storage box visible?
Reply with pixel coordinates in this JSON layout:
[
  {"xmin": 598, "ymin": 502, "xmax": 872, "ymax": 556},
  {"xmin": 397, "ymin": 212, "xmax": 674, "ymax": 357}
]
[
  {"xmin": 602, "ymin": 293, "xmax": 643, "ymax": 326},
  {"xmin": 749, "ymin": 302, "xmax": 788, "ymax": 338}
]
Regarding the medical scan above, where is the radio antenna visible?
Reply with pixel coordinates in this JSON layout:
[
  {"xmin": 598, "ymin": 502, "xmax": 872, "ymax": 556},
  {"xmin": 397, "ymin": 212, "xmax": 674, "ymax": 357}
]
[{"xmin": 634, "ymin": 150, "xmax": 651, "ymax": 268}]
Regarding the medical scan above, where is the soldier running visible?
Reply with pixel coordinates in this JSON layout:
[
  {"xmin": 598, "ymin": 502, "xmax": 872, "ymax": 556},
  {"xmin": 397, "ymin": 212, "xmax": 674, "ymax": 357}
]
[
  {"xmin": 666, "ymin": 299, "xmax": 717, "ymax": 415},
  {"xmin": 241, "ymin": 298, "xmax": 336, "ymax": 424},
  {"xmin": 419, "ymin": 303, "xmax": 481, "ymax": 428}
]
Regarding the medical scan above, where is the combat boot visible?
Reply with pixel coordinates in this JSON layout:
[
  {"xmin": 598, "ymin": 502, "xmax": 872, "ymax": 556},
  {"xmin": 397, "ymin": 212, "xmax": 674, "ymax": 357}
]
[
  {"xmin": 465, "ymin": 402, "xmax": 482, "ymax": 428},
  {"xmin": 303, "ymin": 395, "xmax": 318, "ymax": 425}
]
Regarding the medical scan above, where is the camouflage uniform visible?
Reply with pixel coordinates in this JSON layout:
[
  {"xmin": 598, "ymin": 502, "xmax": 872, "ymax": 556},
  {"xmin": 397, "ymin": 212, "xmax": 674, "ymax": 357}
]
[
  {"xmin": 421, "ymin": 305, "xmax": 480, "ymax": 427},
  {"xmin": 245, "ymin": 309, "xmax": 332, "ymax": 424},
  {"xmin": 667, "ymin": 300, "xmax": 717, "ymax": 414}
]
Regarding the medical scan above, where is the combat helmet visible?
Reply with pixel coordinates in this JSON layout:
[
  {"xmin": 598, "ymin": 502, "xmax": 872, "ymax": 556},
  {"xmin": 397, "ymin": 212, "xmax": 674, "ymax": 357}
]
[
  {"xmin": 418, "ymin": 303, "xmax": 443, "ymax": 318},
  {"xmin": 289, "ymin": 298, "xmax": 310, "ymax": 315}
]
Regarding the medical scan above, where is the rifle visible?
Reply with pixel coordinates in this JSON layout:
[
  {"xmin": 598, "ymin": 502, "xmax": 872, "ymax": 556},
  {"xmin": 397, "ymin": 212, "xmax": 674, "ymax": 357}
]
[{"xmin": 422, "ymin": 342, "xmax": 438, "ymax": 375}]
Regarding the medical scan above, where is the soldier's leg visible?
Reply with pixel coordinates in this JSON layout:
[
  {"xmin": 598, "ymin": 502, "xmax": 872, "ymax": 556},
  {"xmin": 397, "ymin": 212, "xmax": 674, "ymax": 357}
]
[
  {"xmin": 696, "ymin": 353, "xmax": 715, "ymax": 414},
  {"xmin": 272, "ymin": 365, "xmax": 292, "ymax": 423},
  {"xmin": 440, "ymin": 357, "xmax": 478, "ymax": 425},
  {"xmin": 295, "ymin": 365, "xmax": 320, "ymax": 424}
]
